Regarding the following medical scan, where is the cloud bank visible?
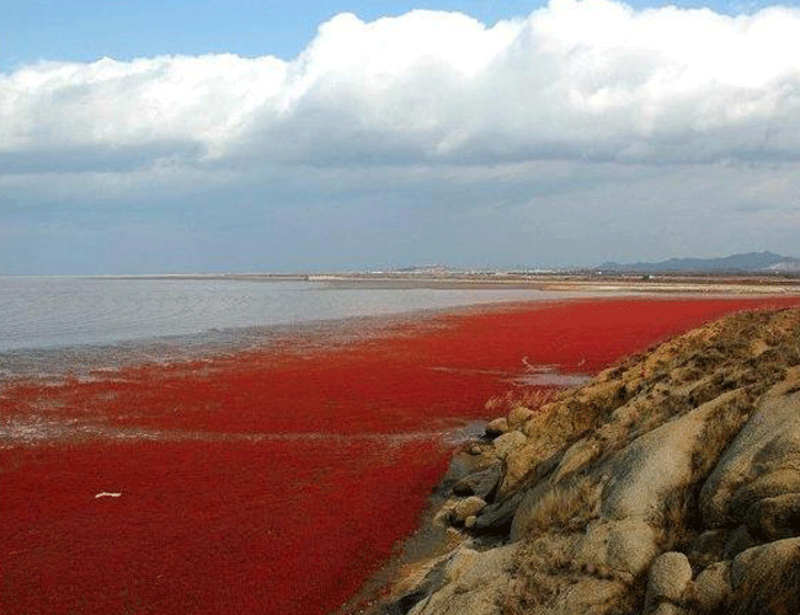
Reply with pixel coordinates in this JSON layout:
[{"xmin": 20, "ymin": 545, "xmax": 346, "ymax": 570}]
[{"xmin": 4, "ymin": 0, "xmax": 800, "ymax": 175}]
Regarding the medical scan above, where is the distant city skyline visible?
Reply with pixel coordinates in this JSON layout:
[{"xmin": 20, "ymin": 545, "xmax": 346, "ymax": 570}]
[{"xmin": 2, "ymin": 0, "xmax": 800, "ymax": 274}]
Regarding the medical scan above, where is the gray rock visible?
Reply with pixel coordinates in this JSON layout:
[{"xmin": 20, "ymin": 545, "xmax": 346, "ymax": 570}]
[
  {"xmin": 485, "ymin": 417, "xmax": 509, "ymax": 438},
  {"xmin": 543, "ymin": 578, "xmax": 628, "ymax": 615},
  {"xmin": 744, "ymin": 493, "xmax": 800, "ymax": 541},
  {"xmin": 452, "ymin": 462, "xmax": 503, "ymax": 499},
  {"xmin": 645, "ymin": 552, "xmax": 692, "ymax": 606},
  {"xmin": 472, "ymin": 490, "xmax": 525, "ymax": 535},
  {"xmin": 693, "ymin": 561, "xmax": 731, "ymax": 612},
  {"xmin": 467, "ymin": 443, "xmax": 483, "ymax": 456},
  {"xmin": 700, "ymin": 380, "xmax": 800, "ymax": 527},
  {"xmin": 726, "ymin": 537, "xmax": 800, "ymax": 614},
  {"xmin": 407, "ymin": 544, "xmax": 518, "ymax": 615},
  {"xmin": 575, "ymin": 518, "xmax": 659, "ymax": 576},
  {"xmin": 730, "ymin": 536, "xmax": 800, "ymax": 589},
  {"xmin": 602, "ymin": 389, "xmax": 747, "ymax": 521}
]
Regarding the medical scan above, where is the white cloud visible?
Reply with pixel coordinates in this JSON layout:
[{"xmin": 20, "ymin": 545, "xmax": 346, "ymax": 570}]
[{"xmin": 3, "ymin": 0, "xmax": 800, "ymax": 174}]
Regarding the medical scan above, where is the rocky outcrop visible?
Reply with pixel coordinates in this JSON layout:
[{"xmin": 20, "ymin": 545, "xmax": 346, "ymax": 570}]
[{"xmin": 367, "ymin": 307, "xmax": 800, "ymax": 615}]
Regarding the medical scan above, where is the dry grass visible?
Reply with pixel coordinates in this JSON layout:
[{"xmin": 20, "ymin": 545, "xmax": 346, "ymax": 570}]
[
  {"xmin": 484, "ymin": 387, "xmax": 557, "ymax": 417},
  {"xmin": 517, "ymin": 475, "xmax": 600, "ymax": 539}
]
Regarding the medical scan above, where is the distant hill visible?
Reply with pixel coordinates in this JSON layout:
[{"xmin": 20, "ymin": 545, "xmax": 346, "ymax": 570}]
[{"xmin": 597, "ymin": 251, "xmax": 800, "ymax": 274}]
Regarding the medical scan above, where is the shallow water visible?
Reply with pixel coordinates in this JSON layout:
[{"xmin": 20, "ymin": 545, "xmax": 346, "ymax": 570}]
[{"xmin": 0, "ymin": 276, "xmax": 563, "ymax": 352}]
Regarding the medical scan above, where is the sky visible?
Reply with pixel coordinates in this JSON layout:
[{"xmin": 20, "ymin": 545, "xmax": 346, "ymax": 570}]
[{"xmin": 2, "ymin": 0, "xmax": 800, "ymax": 274}]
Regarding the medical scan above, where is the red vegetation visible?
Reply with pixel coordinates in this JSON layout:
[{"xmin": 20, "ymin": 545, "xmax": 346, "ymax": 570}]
[{"xmin": 2, "ymin": 296, "xmax": 799, "ymax": 615}]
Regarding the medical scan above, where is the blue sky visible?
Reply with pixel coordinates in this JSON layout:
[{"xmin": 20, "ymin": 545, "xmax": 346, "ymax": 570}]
[
  {"xmin": 2, "ymin": 0, "xmax": 800, "ymax": 273},
  {"xmin": 0, "ymin": 0, "xmax": 782, "ymax": 70}
]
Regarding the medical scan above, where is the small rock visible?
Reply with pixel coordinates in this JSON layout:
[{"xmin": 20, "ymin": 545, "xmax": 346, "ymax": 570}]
[
  {"xmin": 694, "ymin": 562, "xmax": 731, "ymax": 612},
  {"xmin": 464, "ymin": 515, "xmax": 477, "ymax": 529},
  {"xmin": 485, "ymin": 418, "xmax": 509, "ymax": 438},
  {"xmin": 467, "ymin": 443, "xmax": 483, "ymax": 456},
  {"xmin": 645, "ymin": 552, "xmax": 692, "ymax": 612},
  {"xmin": 452, "ymin": 462, "xmax": 502, "ymax": 499},
  {"xmin": 493, "ymin": 431, "xmax": 527, "ymax": 460},
  {"xmin": 450, "ymin": 496, "xmax": 487, "ymax": 526}
]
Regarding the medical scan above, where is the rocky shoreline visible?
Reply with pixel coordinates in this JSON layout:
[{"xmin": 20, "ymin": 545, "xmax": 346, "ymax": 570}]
[{"xmin": 366, "ymin": 307, "xmax": 800, "ymax": 615}]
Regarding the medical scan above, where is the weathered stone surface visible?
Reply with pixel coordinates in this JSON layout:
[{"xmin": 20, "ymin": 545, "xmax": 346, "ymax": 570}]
[
  {"xmin": 450, "ymin": 496, "xmax": 487, "ymax": 525},
  {"xmin": 500, "ymin": 441, "xmax": 551, "ymax": 495},
  {"xmin": 472, "ymin": 490, "xmax": 524, "ymax": 535},
  {"xmin": 745, "ymin": 493, "xmax": 800, "ymax": 541},
  {"xmin": 730, "ymin": 537, "xmax": 800, "ymax": 589},
  {"xmin": 406, "ymin": 544, "xmax": 518, "ymax": 615},
  {"xmin": 452, "ymin": 462, "xmax": 503, "ymax": 499},
  {"xmin": 550, "ymin": 436, "xmax": 602, "ymax": 484},
  {"xmin": 492, "ymin": 431, "xmax": 527, "ymax": 460},
  {"xmin": 649, "ymin": 552, "xmax": 692, "ymax": 601},
  {"xmin": 575, "ymin": 518, "xmax": 659, "ymax": 576},
  {"xmin": 467, "ymin": 443, "xmax": 483, "ymax": 455},
  {"xmin": 543, "ymin": 578, "xmax": 628, "ymax": 615},
  {"xmin": 729, "ymin": 469, "xmax": 800, "ymax": 521},
  {"xmin": 485, "ymin": 418, "xmax": 509, "ymax": 438},
  {"xmin": 726, "ymin": 537, "xmax": 800, "ymax": 614},
  {"xmin": 693, "ymin": 561, "xmax": 731, "ymax": 612},
  {"xmin": 701, "ymin": 372, "xmax": 800, "ymax": 527},
  {"xmin": 510, "ymin": 475, "xmax": 600, "ymax": 541},
  {"xmin": 644, "ymin": 552, "xmax": 692, "ymax": 612},
  {"xmin": 602, "ymin": 389, "xmax": 747, "ymax": 521}
]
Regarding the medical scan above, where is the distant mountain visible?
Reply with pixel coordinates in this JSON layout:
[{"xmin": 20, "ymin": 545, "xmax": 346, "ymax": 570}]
[{"xmin": 597, "ymin": 251, "xmax": 800, "ymax": 274}]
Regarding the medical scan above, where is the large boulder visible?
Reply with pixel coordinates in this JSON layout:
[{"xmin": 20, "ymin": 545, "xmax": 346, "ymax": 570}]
[
  {"xmin": 602, "ymin": 389, "xmax": 748, "ymax": 521},
  {"xmin": 406, "ymin": 544, "xmax": 518, "ymax": 615},
  {"xmin": 724, "ymin": 537, "xmax": 800, "ymax": 614},
  {"xmin": 574, "ymin": 517, "xmax": 660, "ymax": 577},
  {"xmin": 700, "ymin": 371, "xmax": 800, "ymax": 527}
]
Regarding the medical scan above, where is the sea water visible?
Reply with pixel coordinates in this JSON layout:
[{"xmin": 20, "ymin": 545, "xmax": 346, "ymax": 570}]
[{"xmin": 0, "ymin": 275, "xmax": 561, "ymax": 353}]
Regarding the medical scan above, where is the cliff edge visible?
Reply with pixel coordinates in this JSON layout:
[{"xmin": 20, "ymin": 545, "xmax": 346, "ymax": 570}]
[{"xmin": 370, "ymin": 307, "xmax": 800, "ymax": 615}]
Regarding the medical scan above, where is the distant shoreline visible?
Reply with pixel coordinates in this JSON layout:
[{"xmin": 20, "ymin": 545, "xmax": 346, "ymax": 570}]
[{"xmin": 35, "ymin": 270, "xmax": 800, "ymax": 294}]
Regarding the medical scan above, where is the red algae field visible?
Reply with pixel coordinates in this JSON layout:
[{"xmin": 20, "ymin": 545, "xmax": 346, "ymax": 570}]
[{"xmin": 3, "ymin": 296, "xmax": 800, "ymax": 615}]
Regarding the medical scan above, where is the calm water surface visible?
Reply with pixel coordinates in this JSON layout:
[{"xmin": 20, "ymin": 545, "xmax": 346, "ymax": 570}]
[{"xmin": 0, "ymin": 276, "xmax": 562, "ymax": 352}]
